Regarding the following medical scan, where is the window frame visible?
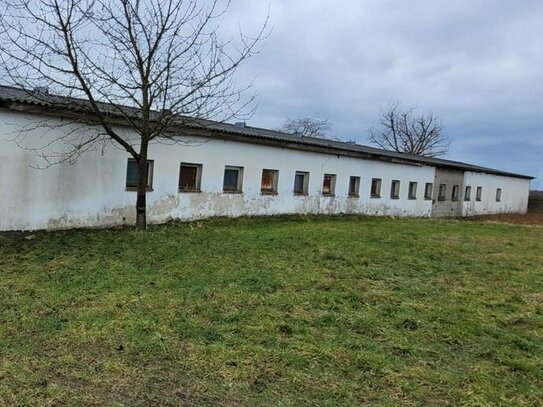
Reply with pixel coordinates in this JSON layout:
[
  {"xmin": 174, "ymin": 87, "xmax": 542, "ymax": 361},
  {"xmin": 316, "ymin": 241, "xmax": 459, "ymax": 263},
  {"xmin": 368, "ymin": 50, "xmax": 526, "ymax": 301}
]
[
  {"xmin": 464, "ymin": 186, "xmax": 471, "ymax": 201},
  {"xmin": 348, "ymin": 176, "xmax": 361, "ymax": 198},
  {"xmin": 322, "ymin": 173, "xmax": 337, "ymax": 196},
  {"xmin": 408, "ymin": 182, "xmax": 417, "ymax": 200},
  {"xmin": 451, "ymin": 185, "xmax": 460, "ymax": 201},
  {"xmin": 496, "ymin": 188, "xmax": 502, "ymax": 202},
  {"xmin": 223, "ymin": 165, "xmax": 244, "ymax": 193},
  {"xmin": 438, "ymin": 184, "xmax": 447, "ymax": 201},
  {"xmin": 293, "ymin": 171, "xmax": 310, "ymax": 196},
  {"xmin": 261, "ymin": 169, "xmax": 279, "ymax": 195},
  {"xmin": 424, "ymin": 183, "xmax": 433, "ymax": 200},
  {"xmin": 370, "ymin": 178, "xmax": 382, "ymax": 198},
  {"xmin": 390, "ymin": 180, "xmax": 401, "ymax": 199},
  {"xmin": 125, "ymin": 158, "xmax": 154, "ymax": 191},
  {"xmin": 476, "ymin": 186, "xmax": 483, "ymax": 202},
  {"xmin": 178, "ymin": 162, "xmax": 203, "ymax": 193}
]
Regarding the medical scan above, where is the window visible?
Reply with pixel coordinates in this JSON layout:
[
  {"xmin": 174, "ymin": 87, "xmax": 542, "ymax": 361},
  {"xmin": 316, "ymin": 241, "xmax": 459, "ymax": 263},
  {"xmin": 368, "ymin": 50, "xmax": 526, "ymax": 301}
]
[
  {"xmin": 348, "ymin": 176, "xmax": 360, "ymax": 197},
  {"xmin": 476, "ymin": 186, "xmax": 482, "ymax": 201},
  {"xmin": 223, "ymin": 166, "xmax": 243, "ymax": 193},
  {"xmin": 179, "ymin": 163, "xmax": 202, "ymax": 192},
  {"xmin": 451, "ymin": 185, "xmax": 459, "ymax": 201},
  {"xmin": 496, "ymin": 188, "xmax": 502, "ymax": 202},
  {"xmin": 390, "ymin": 180, "xmax": 400, "ymax": 199},
  {"xmin": 370, "ymin": 178, "xmax": 382, "ymax": 198},
  {"xmin": 294, "ymin": 171, "xmax": 309, "ymax": 195},
  {"xmin": 261, "ymin": 169, "xmax": 279, "ymax": 195},
  {"xmin": 408, "ymin": 182, "xmax": 417, "ymax": 200},
  {"xmin": 438, "ymin": 184, "xmax": 447, "ymax": 201},
  {"xmin": 464, "ymin": 186, "xmax": 471, "ymax": 201},
  {"xmin": 126, "ymin": 158, "xmax": 153, "ymax": 190},
  {"xmin": 424, "ymin": 183, "xmax": 433, "ymax": 200},
  {"xmin": 322, "ymin": 174, "xmax": 336, "ymax": 196}
]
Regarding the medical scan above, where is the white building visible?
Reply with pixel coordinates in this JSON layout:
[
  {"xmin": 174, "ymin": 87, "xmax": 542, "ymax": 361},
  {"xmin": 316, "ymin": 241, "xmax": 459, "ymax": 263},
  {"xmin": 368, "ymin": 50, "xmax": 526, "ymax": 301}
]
[{"xmin": 0, "ymin": 86, "xmax": 533, "ymax": 231}]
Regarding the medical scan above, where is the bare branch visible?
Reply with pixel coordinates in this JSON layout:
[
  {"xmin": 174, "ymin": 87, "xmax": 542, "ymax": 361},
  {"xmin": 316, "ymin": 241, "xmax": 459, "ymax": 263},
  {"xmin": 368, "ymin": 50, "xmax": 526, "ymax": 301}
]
[
  {"xmin": 369, "ymin": 103, "xmax": 450, "ymax": 158},
  {"xmin": 280, "ymin": 116, "xmax": 332, "ymax": 139},
  {"xmin": 0, "ymin": 0, "xmax": 269, "ymax": 229}
]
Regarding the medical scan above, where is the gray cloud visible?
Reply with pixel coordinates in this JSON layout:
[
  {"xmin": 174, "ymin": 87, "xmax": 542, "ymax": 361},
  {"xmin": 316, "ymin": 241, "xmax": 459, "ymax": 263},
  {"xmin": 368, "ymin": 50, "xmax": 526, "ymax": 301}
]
[{"xmin": 228, "ymin": 0, "xmax": 543, "ymax": 187}]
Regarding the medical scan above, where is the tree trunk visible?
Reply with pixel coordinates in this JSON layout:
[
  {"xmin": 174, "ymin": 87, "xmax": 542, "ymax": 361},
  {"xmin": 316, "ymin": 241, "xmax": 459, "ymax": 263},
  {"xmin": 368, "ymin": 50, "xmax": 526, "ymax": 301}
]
[{"xmin": 135, "ymin": 141, "xmax": 149, "ymax": 230}]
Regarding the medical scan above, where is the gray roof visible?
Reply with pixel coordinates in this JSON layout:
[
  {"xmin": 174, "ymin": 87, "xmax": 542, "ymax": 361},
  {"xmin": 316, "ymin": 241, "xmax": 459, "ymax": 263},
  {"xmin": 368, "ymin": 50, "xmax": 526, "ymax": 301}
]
[{"xmin": 0, "ymin": 85, "xmax": 534, "ymax": 180}]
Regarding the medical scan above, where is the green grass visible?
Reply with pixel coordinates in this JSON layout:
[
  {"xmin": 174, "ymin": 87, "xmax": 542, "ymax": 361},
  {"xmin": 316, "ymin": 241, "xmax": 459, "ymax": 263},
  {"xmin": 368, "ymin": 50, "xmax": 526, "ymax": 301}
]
[{"xmin": 1, "ymin": 216, "xmax": 542, "ymax": 406}]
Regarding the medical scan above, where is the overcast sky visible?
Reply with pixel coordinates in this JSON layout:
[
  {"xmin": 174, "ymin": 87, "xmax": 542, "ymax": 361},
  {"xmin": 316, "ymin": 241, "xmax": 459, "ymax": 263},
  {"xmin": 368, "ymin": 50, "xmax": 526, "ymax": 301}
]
[{"xmin": 227, "ymin": 0, "xmax": 543, "ymax": 188}]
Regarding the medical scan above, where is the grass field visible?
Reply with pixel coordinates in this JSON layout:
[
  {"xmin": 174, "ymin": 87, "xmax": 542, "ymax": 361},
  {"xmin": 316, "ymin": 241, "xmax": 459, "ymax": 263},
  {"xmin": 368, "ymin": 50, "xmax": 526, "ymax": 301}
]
[{"xmin": 1, "ymin": 216, "xmax": 542, "ymax": 406}]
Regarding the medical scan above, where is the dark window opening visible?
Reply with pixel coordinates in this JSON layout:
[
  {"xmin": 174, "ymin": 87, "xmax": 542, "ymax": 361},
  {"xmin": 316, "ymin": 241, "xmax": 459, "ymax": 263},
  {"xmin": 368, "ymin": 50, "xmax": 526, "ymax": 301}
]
[
  {"xmin": 451, "ymin": 185, "xmax": 459, "ymax": 201},
  {"xmin": 438, "ymin": 184, "xmax": 447, "ymax": 201},
  {"xmin": 476, "ymin": 186, "xmax": 482, "ymax": 201},
  {"xmin": 261, "ymin": 169, "xmax": 279, "ymax": 194},
  {"xmin": 464, "ymin": 186, "xmax": 471, "ymax": 201},
  {"xmin": 390, "ymin": 180, "xmax": 400, "ymax": 199},
  {"xmin": 371, "ymin": 178, "xmax": 382, "ymax": 198},
  {"xmin": 126, "ymin": 158, "xmax": 153, "ymax": 190},
  {"xmin": 294, "ymin": 171, "xmax": 309, "ymax": 195},
  {"xmin": 408, "ymin": 182, "xmax": 417, "ymax": 200},
  {"xmin": 424, "ymin": 183, "xmax": 433, "ymax": 200},
  {"xmin": 223, "ymin": 166, "xmax": 243, "ymax": 193},
  {"xmin": 179, "ymin": 163, "xmax": 202, "ymax": 192},
  {"xmin": 496, "ymin": 188, "xmax": 502, "ymax": 202},
  {"xmin": 348, "ymin": 176, "xmax": 360, "ymax": 197},
  {"xmin": 322, "ymin": 174, "xmax": 336, "ymax": 196}
]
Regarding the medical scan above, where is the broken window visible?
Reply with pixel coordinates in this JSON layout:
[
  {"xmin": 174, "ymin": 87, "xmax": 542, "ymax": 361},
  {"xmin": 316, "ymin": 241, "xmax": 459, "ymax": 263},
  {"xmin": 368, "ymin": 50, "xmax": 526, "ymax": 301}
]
[
  {"xmin": 126, "ymin": 158, "xmax": 153, "ymax": 190},
  {"xmin": 371, "ymin": 178, "xmax": 382, "ymax": 198},
  {"xmin": 261, "ymin": 169, "xmax": 279, "ymax": 194},
  {"xmin": 348, "ymin": 176, "xmax": 360, "ymax": 197},
  {"xmin": 179, "ymin": 163, "xmax": 202, "ymax": 192},
  {"xmin": 451, "ymin": 185, "xmax": 459, "ymax": 201},
  {"xmin": 476, "ymin": 186, "xmax": 483, "ymax": 201},
  {"xmin": 390, "ymin": 180, "xmax": 400, "ymax": 199},
  {"xmin": 223, "ymin": 166, "xmax": 243, "ymax": 193},
  {"xmin": 322, "ymin": 174, "xmax": 336, "ymax": 196},
  {"xmin": 294, "ymin": 171, "xmax": 309, "ymax": 195},
  {"xmin": 496, "ymin": 188, "xmax": 502, "ymax": 202},
  {"xmin": 438, "ymin": 184, "xmax": 447, "ymax": 201},
  {"xmin": 408, "ymin": 182, "xmax": 417, "ymax": 199},
  {"xmin": 464, "ymin": 186, "xmax": 471, "ymax": 201},
  {"xmin": 424, "ymin": 183, "xmax": 433, "ymax": 200}
]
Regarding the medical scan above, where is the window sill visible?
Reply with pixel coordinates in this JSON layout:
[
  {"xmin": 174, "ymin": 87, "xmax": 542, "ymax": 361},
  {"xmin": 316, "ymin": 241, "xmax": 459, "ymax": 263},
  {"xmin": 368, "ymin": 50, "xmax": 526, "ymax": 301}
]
[
  {"xmin": 370, "ymin": 195, "xmax": 381, "ymax": 199},
  {"xmin": 348, "ymin": 194, "xmax": 359, "ymax": 198},
  {"xmin": 424, "ymin": 198, "xmax": 432, "ymax": 201},
  {"xmin": 261, "ymin": 190, "xmax": 278, "ymax": 196},
  {"xmin": 438, "ymin": 198, "xmax": 446, "ymax": 201},
  {"xmin": 179, "ymin": 189, "xmax": 202, "ymax": 193},
  {"xmin": 223, "ymin": 190, "xmax": 243, "ymax": 194},
  {"xmin": 408, "ymin": 197, "xmax": 417, "ymax": 200},
  {"xmin": 125, "ymin": 187, "xmax": 153, "ymax": 192},
  {"xmin": 390, "ymin": 196, "xmax": 400, "ymax": 200},
  {"xmin": 322, "ymin": 193, "xmax": 335, "ymax": 197},
  {"xmin": 294, "ymin": 192, "xmax": 308, "ymax": 196}
]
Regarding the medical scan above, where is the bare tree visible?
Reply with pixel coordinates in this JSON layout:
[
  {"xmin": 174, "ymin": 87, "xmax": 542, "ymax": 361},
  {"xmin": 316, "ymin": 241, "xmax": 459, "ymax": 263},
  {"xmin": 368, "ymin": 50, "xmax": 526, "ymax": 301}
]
[
  {"xmin": 0, "ymin": 0, "xmax": 268, "ymax": 229},
  {"xmin": 369, "ymin": 103, "xmax": 450, "ymax": 157},
  {"xmin": 280, "ymin": 116, "xmax": 331, "ymax": 138}
]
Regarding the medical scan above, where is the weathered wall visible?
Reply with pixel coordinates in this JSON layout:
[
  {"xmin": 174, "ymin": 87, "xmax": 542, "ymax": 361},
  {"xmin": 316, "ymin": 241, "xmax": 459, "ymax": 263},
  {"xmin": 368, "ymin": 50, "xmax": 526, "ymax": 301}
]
[
  {"xmin": 0, "ymin": 110, "xmax": 436, "ymax": 231},
  {"xmin": 431, "ymin": 168, "xmax": 464, "ymax": 217},
  {"xmin": 462, "ymin": 172, "xmax": 530, "ymax": 216},
  {"xmin": 528, "ymin": 191, "xmax": 543, "ymax": 213}
]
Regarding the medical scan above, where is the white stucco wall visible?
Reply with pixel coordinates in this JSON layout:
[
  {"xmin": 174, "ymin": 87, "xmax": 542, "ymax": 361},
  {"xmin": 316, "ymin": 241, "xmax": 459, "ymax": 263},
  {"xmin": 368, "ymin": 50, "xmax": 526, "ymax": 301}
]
[
  {"xmin": 0, "ymin": 110, "xmax": 438, "ymax": 231},
  {"xmin": 462, "ymin": 171, "xmax": 530, "ymax": 216}
]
